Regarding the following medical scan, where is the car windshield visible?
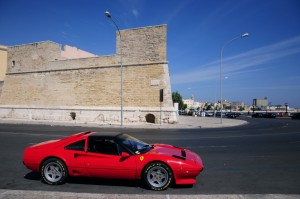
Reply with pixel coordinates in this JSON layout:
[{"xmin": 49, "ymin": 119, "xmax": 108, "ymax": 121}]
[{"xmin": 116, "ymin": 134, "xmax": 152, "ymax": 154}]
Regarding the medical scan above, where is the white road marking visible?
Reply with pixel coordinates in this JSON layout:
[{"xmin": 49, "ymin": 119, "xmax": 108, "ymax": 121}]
[
  {"xmin": 185, "ymin": 146, "xmax": 230, "ymax": 149},
  {"xmin": 0, "ymin": 131, "xmax": 66, "ymax": 137}
]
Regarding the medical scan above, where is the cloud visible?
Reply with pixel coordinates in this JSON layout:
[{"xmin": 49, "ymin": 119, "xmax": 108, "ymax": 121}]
[
  {"xmin": 164, "ymin": 1, "xmax": 190, "ymax": 24},
  {"xmin": 132, "ymin": 9, "xmax": 139, "ymax": 17},
  {"xmin": 61, "ymin": 31, "xmax": 69, "ymax": 39},
  {"xmin": 288, "ymin": 75, "xmax": 300, "ymax": 80},
  {"xmin": 250, "ymin": 85, "xmax": 300, "ymax": 90},
  {"xmin": 172, "ymin": 35, "xmax": 300, "ymax": 84}
]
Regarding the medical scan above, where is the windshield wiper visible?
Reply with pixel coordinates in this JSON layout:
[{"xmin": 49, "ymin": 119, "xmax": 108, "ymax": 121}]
[
  {"xmin": 136, "ymin": 145, "xmax": 154, "ymax": 154},
  {"xmin": 142, "ymin": 144, "xmax": 154, "ymax": 150},
  {"xmin": 140, "ymin": 144, "xmax": 154, "ymax": 151}
]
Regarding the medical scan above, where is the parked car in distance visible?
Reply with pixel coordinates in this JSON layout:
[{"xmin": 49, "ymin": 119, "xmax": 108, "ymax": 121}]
[
  {"xmin": 252, "ymin": 113, "xmax": 264, "ymax": 118},
  {"xmin": 226, "ymin": 112, "xmax": 239, "ymax": 118},
  {"xmin": 215, "ymin": 112, "xmax": 226, "ymax": 117},
  {"xmin": 178, "ymin": 110, "xmax": 188, "ymax": 115},
  {"xmin": 205, "ymin": 112, "xmax": 214, "ymax": 117},
  {"xmin": 263, "ymin": 113, "xmax": 277, "ymax": 118},
  {"xmin": 292, "ymin": 112, "xmax": 300, "ymax": 120},
  {"xmin": 252, "ymin": 112, "xmax": 277, "ymax": 118},
  {"xmin": 23, "ymin": 132, "xmax": 204, "ymax": 191},
  {"xmin": 194, "ymin": 111, "xmax": 215, "ymax": 117}
]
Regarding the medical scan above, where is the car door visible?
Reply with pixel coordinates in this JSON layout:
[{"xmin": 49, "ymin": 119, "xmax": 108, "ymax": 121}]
[
  {"xmin": 85, "ymin": 137, "xmax": 138, "ymax": 179},
  {"xmin": 63, "ymin": 139, "xmax": 88, "ymax": 176}
]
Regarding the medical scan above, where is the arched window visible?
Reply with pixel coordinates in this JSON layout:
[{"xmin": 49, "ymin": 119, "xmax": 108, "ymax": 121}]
[{"xmin": 145, "ymin": 114, "xmax": 155, "ymax": 123}]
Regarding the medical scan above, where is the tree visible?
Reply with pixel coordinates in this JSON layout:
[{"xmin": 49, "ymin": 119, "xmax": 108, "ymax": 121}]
[
  {"xmin": 206, "ymin": 104, "xmax": 213, "ymax": 110},
  {"xmin": 239, "ymin": 106, "xmax": 245, "ymax": 111},
  {"xmin": 172, "ymin": 91, "xmax": 187, "ymax": 110}
]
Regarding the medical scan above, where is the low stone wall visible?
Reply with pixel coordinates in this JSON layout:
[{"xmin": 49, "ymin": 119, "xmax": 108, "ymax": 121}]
[{"xmin": 0, "ymin": 105, "xmax": 177, "ymax": 124}]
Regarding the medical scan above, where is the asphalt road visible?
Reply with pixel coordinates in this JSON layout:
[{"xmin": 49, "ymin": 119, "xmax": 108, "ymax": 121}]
[{"xmin": 0, "ymin": 117, "xmax": 300, "ymax": 195}]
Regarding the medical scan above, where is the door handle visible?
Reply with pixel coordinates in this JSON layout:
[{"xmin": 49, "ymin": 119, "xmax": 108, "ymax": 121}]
[{"xmin": 74, "ymin": 153, "xmax": 80, "ymax": 158}]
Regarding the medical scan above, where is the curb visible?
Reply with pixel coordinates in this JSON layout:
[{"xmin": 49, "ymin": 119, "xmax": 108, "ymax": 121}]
[
  {"xmin": 0, "ymin": 190, "xmax": 300, "ymax": 199},
  {"xmin": 0, "ymin": 117, "xmax": 248, "ymax": 129}
]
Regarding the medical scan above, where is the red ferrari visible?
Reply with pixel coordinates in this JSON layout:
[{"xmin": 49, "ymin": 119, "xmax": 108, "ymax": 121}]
[{"xmin": 23, "ymin": 131, "xmax": 204, "ymax": 190}]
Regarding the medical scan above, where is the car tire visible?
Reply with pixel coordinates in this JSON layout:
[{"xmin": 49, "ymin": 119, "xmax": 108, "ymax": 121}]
[
  {"xmin": 142, "ymin": 162, "xmax": 173, "ymax": 191},
  {"xmin": 41, "ymin": 158, "xmax": 68, "ymax": 185}
]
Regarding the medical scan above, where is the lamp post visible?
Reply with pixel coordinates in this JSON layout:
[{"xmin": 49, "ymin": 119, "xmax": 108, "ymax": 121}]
[
  {"xmin": 105, "ymin": 11, "xmax": 123, "ymax": 127},
  {"xmin": 285, "ymin": 103, "xmax": 288, "ymax": 115},
  {"xmin": 220, "ymin": 33, "xmax": 249, "ymax": 124}
]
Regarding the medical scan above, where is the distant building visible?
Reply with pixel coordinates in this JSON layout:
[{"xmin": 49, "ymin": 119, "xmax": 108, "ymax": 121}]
[
  {"xmin": 183, "ymin": 97, "xmax": 204, "ymax": 110},
  {"xmin": 61, "ymin": 45, "xmax": 97, "ymax": 59},
  {"xmin": 231, "ymin": 101, "xmax": 245, "ymax": 111},
  {"xmin": 273, "ymin": 105, "xmax": 289, "ymax": 111},
  {"xmin": 253, "ymin": 98, "xmax": 268, "ymax": 109},
  {"xmin": 183, "ymin": 98, "xmax": 194, "ymax": 109},
  {"xmin": 193, "ymin": 101, "xmax": 203, "ymax": 109},
  {"xmin": 221, "ymin": 100, "xmax": 230, "ymax": 108}
]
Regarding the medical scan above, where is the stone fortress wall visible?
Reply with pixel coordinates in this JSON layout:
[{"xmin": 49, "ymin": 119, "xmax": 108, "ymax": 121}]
[
  {"xmin": 0, "ymin": 45, "xmax": 7, "ymax": 96},
  {"xmin": 0, "ymin": 25, "xmax": 177, "ymax": 124},
  {"xmin": 0, "ymin": 45, "xmax": 7, "ymax": 82}
]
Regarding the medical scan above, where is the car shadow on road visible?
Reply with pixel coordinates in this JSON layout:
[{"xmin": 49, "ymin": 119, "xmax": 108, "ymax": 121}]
[
  {"xmin": 24, "ymin": 171, "xmax": 194, "ymax": 190},
  {"xmin": 24, "ymin": 171, "xmax": 42, "ymax": 181},
  {"xmin": 24, "ymin": 171, "xmax": 142, "ymax": 188},
  {"xmin": 67, "ymin": 176, "xmax": 141, "ymax": 188},
  {"xmin": 67, "ymin": 178, "xmax": 193, "ymax": 190}
]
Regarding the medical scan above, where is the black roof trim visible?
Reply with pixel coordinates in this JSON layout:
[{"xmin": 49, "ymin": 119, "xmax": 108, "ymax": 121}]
[{"xmin": 88, "ymin": 132, "xmax": 123, "ymax": 138}]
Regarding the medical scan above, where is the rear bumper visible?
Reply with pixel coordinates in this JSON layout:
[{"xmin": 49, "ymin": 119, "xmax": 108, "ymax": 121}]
[{"xmin": 23, "ymin": 161, "xmax": 39, "ymax": 172}]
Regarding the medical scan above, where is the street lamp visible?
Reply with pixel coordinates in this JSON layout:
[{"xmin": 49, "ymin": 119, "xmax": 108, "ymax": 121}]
[
  {"xmin": 105, "ymin": 11, "xmax": 124, "ymax": 127},
  {"xmin": 220, "ymin": 33, "xmax": 249, "ymax": 124},
  {"xmin": 285, "ymin": 103, "xmax": 288, "ymax": 115}
]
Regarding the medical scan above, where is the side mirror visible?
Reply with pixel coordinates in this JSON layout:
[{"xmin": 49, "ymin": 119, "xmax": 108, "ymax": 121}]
[{"xmin": 121, "ymin": 152, "xmax": 130, "ymax": 157}]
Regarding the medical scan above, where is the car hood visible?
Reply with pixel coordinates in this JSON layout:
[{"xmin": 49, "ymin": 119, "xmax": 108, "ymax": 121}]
[
  {"xmin": 148, "ymin": 144, "xmax": 201, "ymax": 164},
  {"xmin": 149, "ymin": 144, "xmax": 183, "ymax": 155}
]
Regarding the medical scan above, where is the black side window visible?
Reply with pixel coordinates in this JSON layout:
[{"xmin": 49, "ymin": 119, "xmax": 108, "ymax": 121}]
[
  {"xmin": 65, "ymin": 140, "xmax": 85, "ymax": 151},
  {"xmin": 88, "ymin": 138, "xmax": 119, "ymax": 155}
]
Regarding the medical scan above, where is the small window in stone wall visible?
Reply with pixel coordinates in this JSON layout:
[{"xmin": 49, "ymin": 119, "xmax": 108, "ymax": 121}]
[
  {"xmin": 11, "ymin": 60, "xmax": 15, "ymax": 67},
  {"xmin": 145, "ymin": 114, "xmax": 155, "ymax": 123}
]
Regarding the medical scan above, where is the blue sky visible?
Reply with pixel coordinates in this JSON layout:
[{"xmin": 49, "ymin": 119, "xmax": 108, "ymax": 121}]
[{"xmin": 0, "ymin": 0, "xmax": 300, "ymax": 107}]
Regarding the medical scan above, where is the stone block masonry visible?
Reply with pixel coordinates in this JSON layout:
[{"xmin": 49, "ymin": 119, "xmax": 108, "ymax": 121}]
[
  {"xmin": 117, "ymin": 25, "xmax": 166, "ymax": 64},
  {"xmin": 0, "ymin": 24, "xmax": 177, "ymax": 124}
]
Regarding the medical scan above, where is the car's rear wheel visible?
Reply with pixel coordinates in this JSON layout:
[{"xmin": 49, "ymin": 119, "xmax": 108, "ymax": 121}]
[
  {"xmin": 142, "ymin": 162, "xmax": 173, "ymax": 191},
  {"xmin": 41, "ymin": 158, "xmax": 68, "ymax": 185}
]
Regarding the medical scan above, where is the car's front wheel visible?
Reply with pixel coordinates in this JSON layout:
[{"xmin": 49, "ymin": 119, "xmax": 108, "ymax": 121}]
[
  {"xmin": 41, "ymin": 158, "xmax": 68, "ymax": 185},
  {"xmin": 142, "ymin": 162, "xmax": 173, "ymax": 191}
]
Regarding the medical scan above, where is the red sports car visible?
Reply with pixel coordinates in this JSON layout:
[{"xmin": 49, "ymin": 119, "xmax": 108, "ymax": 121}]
[{"xmin": 23, "ymin": 131, "xmax": 204, "ymax": 190}]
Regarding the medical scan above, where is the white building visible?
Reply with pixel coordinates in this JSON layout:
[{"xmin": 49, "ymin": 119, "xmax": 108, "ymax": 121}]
[
  {"xmin": 183, "ymin": 97, "xmax": 204, "ymax": 110},
  {"xmin": 183, "ymin": 98, "xmax": 194, "ymax": 109}
]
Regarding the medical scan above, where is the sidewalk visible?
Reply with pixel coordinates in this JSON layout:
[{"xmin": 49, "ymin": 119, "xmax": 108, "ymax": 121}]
[
  {"xmin": 0, "ymin": 116, "xmax": 248, "ymax": 129},
  {"xmin": 0, "ymin": 189, "xmax": 299, "ymax": 199},
  {"xmin": 171, "ymin": 116, "xmax": 247, "ymax": 128}
]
